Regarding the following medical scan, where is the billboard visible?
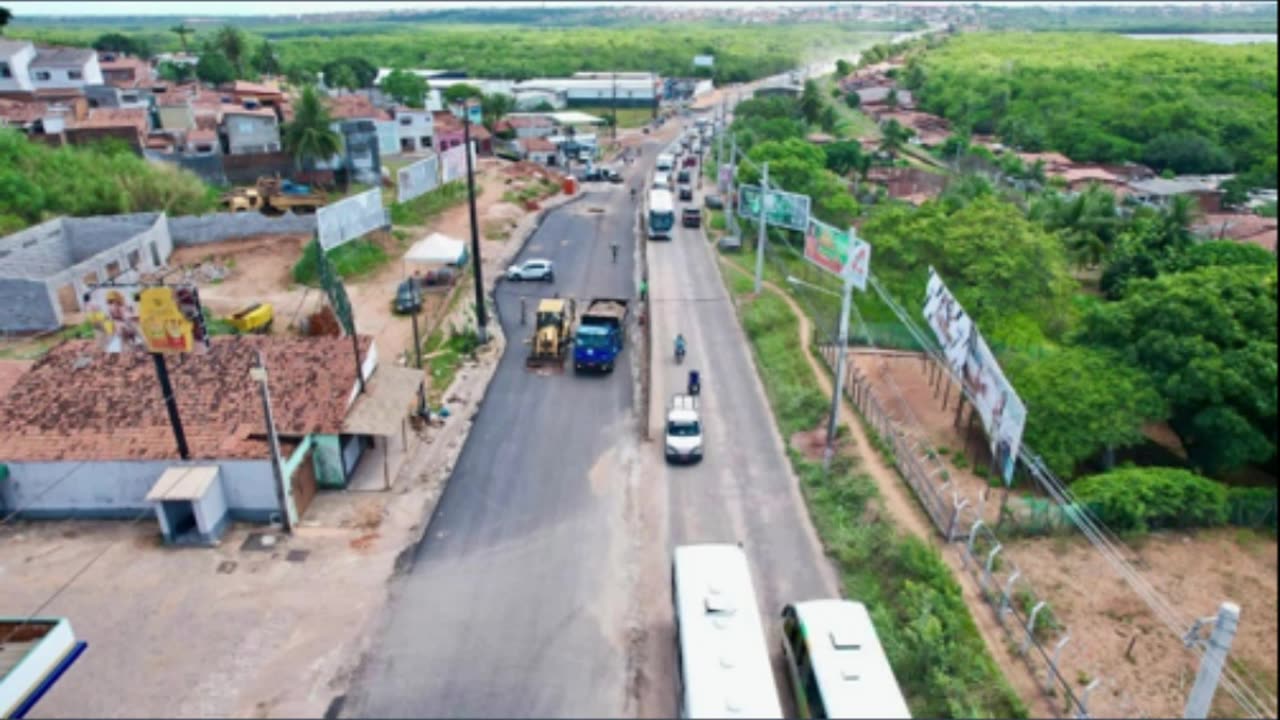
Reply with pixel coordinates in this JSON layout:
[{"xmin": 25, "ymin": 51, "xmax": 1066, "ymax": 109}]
[
  {"xmin": 84, "ymin": 284, "xmax": 208, "ymax": 354},
  {"xmin": 317, "ymin": 188, "xmax": 389, "ymax": 251},
  {"xmin": 397, "ymin": 154, "xmax": 441, "ymax": 203},
  {"xmin": 961, "ymin": 332, "xmax": 1027, "ymax": 486},
  {"xmin": 736, "ymin": 184, "xmax": 811, "ymax": 231},
  {"xmin": 717, "ymin": 163, "xmax": 734, "ymax": 194},
  {"xmin": 922, "ymin": 268, "xmax": 1027, "ymax": 486},
  {"xmin": 922, "ymin": 268, "xmax": 973, "ymax": 377},
  {"xmin": 803, "ymin": 219, "xmax": 871, "ymax": 290},
  {"xmin": 440, "ymin": 142, "xmax": 477, "ymax": 184}
]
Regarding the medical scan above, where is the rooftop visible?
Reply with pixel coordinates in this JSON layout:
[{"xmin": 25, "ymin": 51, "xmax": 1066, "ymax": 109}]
[
  {"xmin": 0, "ymin": 98, "xmax": 50, "ymax": 125},
  {"xmin": 0, "ymin": 335, "xmax": 374, "ymax": 463},
  {"xmin": 519, "ymin": 136, "xmax": 557, "ymax": 153},
  {"xmin": 0, "ymin": 39, "xmax": 34, "ymax": 58},
  {"xmin": 228, "ymin": 80, "xmax": 284, "ymax": 96},
  {"xmin": 70, "ymin": 107, "xmax": 148, "ymax": 135},
  {"xmin": 1129, "ymin": 175, "xmax": 1233, "ymax": 197},
  {"xmin": 32, "ymin": 46, "xmax": 97, "ymax": 68},
  {"xmin": 327, "ymin": 94, "xmax": 392, "ymax": 121}
]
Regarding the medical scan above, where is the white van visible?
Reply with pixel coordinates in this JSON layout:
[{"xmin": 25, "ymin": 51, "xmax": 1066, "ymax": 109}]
[{"xmin": 656, "ymin": 153, "xmax": 676, "ymax": 173}]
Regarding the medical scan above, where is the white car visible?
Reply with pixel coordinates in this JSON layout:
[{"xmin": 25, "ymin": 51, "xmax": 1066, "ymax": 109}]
[
  {"xmin": 506, "ymin": 259, "xmax": 555, "ymax": 282},
  {"xmin": 665, "ymin": 394, "xmax": 703, "ymax": 464}
]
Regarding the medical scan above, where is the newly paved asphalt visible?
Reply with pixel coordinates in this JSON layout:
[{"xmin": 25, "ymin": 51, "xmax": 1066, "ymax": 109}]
[
  {"xmin": 343, "ymin": 147, "xmax": 654, "ymax": 719},
  {"xmin": 346, "ymin": 118, "xmax": 838, "ymax": 719}
]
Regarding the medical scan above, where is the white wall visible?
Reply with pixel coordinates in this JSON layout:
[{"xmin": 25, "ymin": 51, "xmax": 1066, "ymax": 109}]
[
  {"xmin": 30, "ymin": 54, "xmax": 103, "ymax": 90},
  {"xmin": 0, "ymin": 43, "xmax": 36, "ymax": 92}
]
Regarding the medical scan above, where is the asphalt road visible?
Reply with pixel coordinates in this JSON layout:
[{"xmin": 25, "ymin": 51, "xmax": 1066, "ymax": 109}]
[
  {"xmin": 642, "ymin": 131, "xmax": 840, "ymax": 714},
  {"xmin": 342, "ymin": 144, "xmax": 662, "ymax": 718}
]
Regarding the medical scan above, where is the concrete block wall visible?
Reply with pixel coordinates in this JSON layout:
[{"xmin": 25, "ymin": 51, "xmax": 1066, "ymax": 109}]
[
  {"xmin": 0, "ymin": 218, "xmax": 70, "ymax": 279},
  {"xmin": 168, "ymin": 211, "xmax": 317, "ymax": 247},
  {"xmin": 0, "ymin": 278, "xmax": 61, "ymax": 333}
]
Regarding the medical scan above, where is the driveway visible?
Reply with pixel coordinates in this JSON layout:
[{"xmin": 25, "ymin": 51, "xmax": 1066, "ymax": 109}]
[{"xmin": 341, "ymin": 153, "xmax": 655, "ymax": 718}]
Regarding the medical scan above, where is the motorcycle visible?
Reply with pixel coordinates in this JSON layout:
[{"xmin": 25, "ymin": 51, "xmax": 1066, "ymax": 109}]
[
  {"xmin": 675, "ymin": 340, "xmax": 686, "ymax": 365},
  {"xmin": 688, "ymin": 369, "xmax": 701, "ymax": 396}
]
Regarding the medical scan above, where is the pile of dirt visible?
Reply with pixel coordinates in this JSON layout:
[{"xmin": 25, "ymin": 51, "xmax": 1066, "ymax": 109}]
[
  {"xmin": 485, "ymin": 202, "xmax": 524, "ymax": 225},
  {"xmin": 176, "ymin": 261, "xmax": 230, "ymax": 284}
]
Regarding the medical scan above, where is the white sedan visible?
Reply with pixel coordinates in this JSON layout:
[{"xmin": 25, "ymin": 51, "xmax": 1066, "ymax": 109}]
[{"xmin": 506, "ymin": 259, "xmax": 555, "ymax": 282}]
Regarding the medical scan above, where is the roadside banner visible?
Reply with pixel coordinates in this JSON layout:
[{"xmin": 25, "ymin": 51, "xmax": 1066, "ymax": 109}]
[
  {"xmin": 718, "ymin": 163, "xmax": 734, "ymax": 193},
  {"xmin": 803, "ymin": 219, "xmax": 871, "ymax": 290},
  {"xmin": 85, "ymin": 286, "xmax": 144, "ymax": 353},
  {"xmin": 397, "ymin": 154, "xmax": 440, "ymax": 203},
  {"xmin": 85, "ymin": 284, "xmax": 208, "ymax": 353},
  {"xmin": 922, "ymin": 267, "xmax": 973, "ymax": 377},
  {"xmin": 736, "ymin": 183, "xmax": 810, "ymax": 231},
  {"xmin": 317, "ymin": 188, "xmax": 389, "ymax": 251},
  {"xmin": 961, "ymin": 331, "xmax": 1027, "ymax": 486}
]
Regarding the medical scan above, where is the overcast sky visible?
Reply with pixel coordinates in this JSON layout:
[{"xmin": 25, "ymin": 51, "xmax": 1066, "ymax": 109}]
[{"xmin": 7, "ymin": 1, "xmax": 1176, "ymax": 18}]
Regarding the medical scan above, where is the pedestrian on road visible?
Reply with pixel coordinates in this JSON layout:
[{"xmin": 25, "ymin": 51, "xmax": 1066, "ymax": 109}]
[
  {"xmin": 520, "ymin": 297, "xmax": 527, "ymax": 326},
  {"xmin": 639, "ymin": 279, "xmax": 648, "ymax": 302},
  {"xmin": 611, "ymin": 241, "xmax": 619, "ymax": 263}
]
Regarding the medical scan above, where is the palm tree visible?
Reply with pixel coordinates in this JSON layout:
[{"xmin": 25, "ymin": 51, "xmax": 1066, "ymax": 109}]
[
  {"xmin": 213, "ymin": 25, "xmax": 246, "ymax": 77},
  {"xmin": 1161, "ymin": 193, "xmax": 1200, "ymax": 245},
  {"xmin": 283, "ymin": 86, "xmax": 341, "ymax": 175},
  {"xmin": 170, "ymin": 23, "xmax": 193, "ymax": 53}
]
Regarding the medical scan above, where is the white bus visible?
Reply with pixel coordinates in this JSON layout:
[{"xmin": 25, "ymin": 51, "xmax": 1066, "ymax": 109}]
[
  {"xmin": 647, "ymin": 189, "xmax": 676, "ymax": 240},
  {"xmin": 780, "ymin": 600, "xmax": 911, "ymax": 719},
  {"xmin": 672, "ymin": 544, "xmax": 783, "ymax": 719},
  {"xmin": 656, "ymin": 152, "xmax": 676, "ymax": 173}
]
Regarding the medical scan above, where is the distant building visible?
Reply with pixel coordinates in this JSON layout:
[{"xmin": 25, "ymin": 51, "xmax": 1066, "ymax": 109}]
[
  {"xmin": 0, "ymin": 40, "xmax": 39, "ymax": 93},
  {"xmin": 1127, "ymin": 175, "xmax": 1232, "ymax": 214},
  {"xmin": 220, "ymin": 106, "xmax": 281, "ymax": 155},
  {"xmin": 98, "ymin": 53, "xmax": 153, "ymax": 89},
  {"xmin": 27, "ymin": 45, "xmax": 103, "ymax": 91},
  {"xmin": 393, "ymin": 105, "xmax": 435, "ymax": 153},
  {"xmin": 518, "ymin": 136, "xmax": 560, "ymax": 166}
]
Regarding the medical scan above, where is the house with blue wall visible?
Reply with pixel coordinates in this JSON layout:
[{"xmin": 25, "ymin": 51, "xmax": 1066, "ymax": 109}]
[{"xmin": 0, "ymin": 334, "xmax": 421, "ymax": 546}]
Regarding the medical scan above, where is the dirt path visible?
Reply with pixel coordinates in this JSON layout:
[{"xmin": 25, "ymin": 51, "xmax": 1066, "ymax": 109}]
[{"xmin": 717, "ymin": 254, "xmax": 1056, "ymax": 718}]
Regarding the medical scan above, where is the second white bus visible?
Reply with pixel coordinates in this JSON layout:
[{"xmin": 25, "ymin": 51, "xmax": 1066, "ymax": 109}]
[
  {"xmin": 647, "ymin": 189, "xmax": 676, "ymax": 240},
  {"xmin": 672, "ymin": 544, "xmax": 783, "ymax": 719}
]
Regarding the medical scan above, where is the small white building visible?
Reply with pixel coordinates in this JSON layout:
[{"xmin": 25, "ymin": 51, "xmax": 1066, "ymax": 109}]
[
  {"xmin": 0, "ymin": 40, "xmax": 38, "ymax": 93},
  {"xmin": 28, "ymin": 45, "xmax": 103, "ymax": 90},
  {"xmin": 394, "ymin": 105, "xmax": 435, "ymax": 153}
]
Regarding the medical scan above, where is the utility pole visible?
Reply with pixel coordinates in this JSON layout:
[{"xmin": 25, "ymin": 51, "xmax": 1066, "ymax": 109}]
[
  {"xmin": 251, "ymin": 351, "xmax": 292, "ymax": 535},
  {"xmin": 150, "ymin": 352, "xmax": 190, "ymax": 460},
  {"xmin": 463, "ymin": 101, "xmax": 489, "ymax": 343},
  {"xmin": 825, "ymin": 277, "xmax": 854, "ymax": 471},
  {"xmin": 727, "ymin": 137, "xmax": 739, "ymax": 237},
  {"xmin": 1184, "ymin": 602, "xmax": 1241, "ymax": 719},
  {"xmin": 754, "ymin": 161, "xmax": 769, "ymax": 294}
]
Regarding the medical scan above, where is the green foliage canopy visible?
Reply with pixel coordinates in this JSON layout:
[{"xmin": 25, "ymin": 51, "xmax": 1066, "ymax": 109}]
[
  {"xmin": 195, "ymin": 51, "xmax": 235, "ymax": 85},
  {"xmin": 380, "ymin": 69, "xmax": 427, "ymax": 107},
  {"xmin": 1071, "ymin": 466, "xmax": 1232, "ymax": 533}
]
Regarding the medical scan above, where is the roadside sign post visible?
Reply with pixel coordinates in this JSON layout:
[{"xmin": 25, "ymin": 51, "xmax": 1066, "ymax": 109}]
[
  {"xmin": 754, "ymin": 162, "xmax": 768, "ymax": 294},
  {"xmin": 824, "ymin": 275, "xmax": 854, "ymax": 472}
]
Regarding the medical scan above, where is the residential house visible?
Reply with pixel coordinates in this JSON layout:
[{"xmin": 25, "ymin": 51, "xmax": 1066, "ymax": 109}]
[
  {"xmin": 518, "ymin": 136, "xmax": 560, "ymax": 166},
  {"xmin": 503, "ymin": 114, "xmax": 556, "ymax": 140},
  {"xmin": 184, "ymin": 128, "xmax": 221, "ymax": 156},
  {"xmin": 28, "ymin": 46, "xmax": 103, "ymax": 91},
  {"xmin": 0, "ymin": 40, "xmax": 38, "ymax": 93},
  {"xmin": 98, "ymin": 53, "xmax": 153, "ymax": 89},
  {"xmin": 1126, "ymin": 175, "xmax": 1231, "ymax": 214},
  {"xmin": 154, "ymin": 85, "xmax": 197, "ymax": 131},
  {"xmin": 393, "ymin": 105, "xmax": 434, "ymax": 153},
  {"xmin": 0, "ymin": 334, "xmax": 423, "ymax": 545},
  {"xmin": 85, "ymin": 84, "xmax": 151, "ymax": 111},
  {"xmin": 220, "ymin": 105, "xmax": 281, "ymax": 155},
  {"xmin": 432, "ymin": 111, "xmax": 466, "ymax": 152},
  {"xmin": 327, "ymin": 93, "xmax": 397, "ymax": 159},
  {"xmin": 1192, "ymin": 213, "xmax": 1278, "ymax": 253},
  {"xmin": 865, "ymin": 166, "xmax": 947, "ymax": 205},
  {"xmin": 856, "ymin": 86, "xmax": 915, "ymax": 110},
  {"xmin": 63, "ymin": 107, "xmax": 150, "ymax": 153}
]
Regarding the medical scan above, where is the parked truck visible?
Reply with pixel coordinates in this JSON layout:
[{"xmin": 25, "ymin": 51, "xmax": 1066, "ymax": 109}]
[
  {"xmin": 573, "ymin": 297, "xmax": 628, "ymax": 373},
  {"xmin": 221, "ymin": 176, "xmax": 326, "ymax": 215}
]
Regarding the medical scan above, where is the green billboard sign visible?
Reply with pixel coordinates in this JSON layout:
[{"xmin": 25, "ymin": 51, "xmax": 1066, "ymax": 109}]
[{"xmin": 736, "ymin": 184, "xmax": 811, "ymax": 231}]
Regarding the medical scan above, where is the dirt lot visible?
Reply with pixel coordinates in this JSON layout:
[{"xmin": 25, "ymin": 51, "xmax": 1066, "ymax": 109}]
[
  {"xmin": 1003, "ymin": 529, "xmax": 1278, "ymax": 718},
  {"xmin": 167, "ymin": 159, "xmax": 561, "ymax": 372},
  {"xmin": 846, "ymin": 349, "xmax": 1279, "ymax": 717}
]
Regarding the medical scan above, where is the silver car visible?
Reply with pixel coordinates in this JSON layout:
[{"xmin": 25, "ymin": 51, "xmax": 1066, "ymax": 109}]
[{"xmin": 506, "ymin": 259, "xmax": 555, "ymax": 282}]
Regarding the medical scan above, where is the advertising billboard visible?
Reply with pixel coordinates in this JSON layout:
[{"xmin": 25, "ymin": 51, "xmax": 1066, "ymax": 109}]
[
  {"xmin": 961, "ymin": 331, "xmax": 1027, "ymax": 486},
  {"xmin": 803, "ymin": 219, "xmax": 871, "ymax": 290},
  {"xmin": 922, "ymin": 268, "xmax": 973, "ymax": 377},
  {"xmin": 317, "ymin": 188, "xmax": 389, "ymax": 251},
  {"xmin": 736, "ymin": 184, "xmax": 811, "ymax": 231},
  {"xmin": 84, "ymin": 284, "xmax": 208, "ymax": 354},
  {"xmin": 397, "ymin": 154, "xmax": 441, "ymax": 203}
]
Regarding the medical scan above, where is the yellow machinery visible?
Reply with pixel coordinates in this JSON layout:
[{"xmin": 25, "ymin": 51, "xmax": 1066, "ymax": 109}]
[
  {"xmin": 221, "ymin": 177, "xmax": 325, "ymax": 215},
  {"xmin": 226, "ymin": 302, "xmax": 274, "ymax": 334},
  {"xmin": 527, "ymin": 297, "xmax": 576, "ymax": 369}
]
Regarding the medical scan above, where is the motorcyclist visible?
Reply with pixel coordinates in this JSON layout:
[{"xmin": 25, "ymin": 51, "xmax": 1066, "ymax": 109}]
[{"xmin": 674, "ymin": 333, "xmax": 687, "ymax": 360}]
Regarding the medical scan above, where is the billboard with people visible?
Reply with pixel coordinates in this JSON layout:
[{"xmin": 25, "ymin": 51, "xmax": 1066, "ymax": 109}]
[{"xmin": 922, "ymin": 268, "xmax": 973, "ymax": 377}]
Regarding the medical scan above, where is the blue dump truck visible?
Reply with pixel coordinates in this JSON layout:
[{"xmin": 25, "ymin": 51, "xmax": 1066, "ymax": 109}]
[{"xmin": 573, "ymin": 297, "xmax": 628, "ymax": 373}]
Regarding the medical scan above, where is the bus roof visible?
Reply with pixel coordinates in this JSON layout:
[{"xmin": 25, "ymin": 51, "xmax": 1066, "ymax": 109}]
[
  {"xmin": 648, "ymin": 189, "xmax": 675, "ymax": 213},
  {"xmin": 790, "ymin": 600, "xmax": 911, "ymax": 719},
  {"xmin": 673, "ymin": 544, "xmax": 783, "ymax": 719}
]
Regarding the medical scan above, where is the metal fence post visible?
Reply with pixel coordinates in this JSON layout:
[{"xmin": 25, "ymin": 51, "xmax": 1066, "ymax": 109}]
[
  {"xmin": 1079, "ymin": 677, "xmax": 1101, "ymax": 719},
  {"xmin": 1047, "ymin": 634, "xmax": 1070, "ymax": 694},
  {"xmin": 963, "ymin": 519, "xmax": 984, "ymax": 569},
  {"xmin": 946, "ymin": 496, "xmax": 968, "ymax": 543},
  {"xmin": 999, "ymin": 569, "xmax": 1022, "ymax": 624},
  {"xmin": 1022, "ymin": 600, "xmax": 1047, "ymax": 655},
  {"xmin": 982, "ymin": 542, "xmax": 1002, "ymax": 590}
]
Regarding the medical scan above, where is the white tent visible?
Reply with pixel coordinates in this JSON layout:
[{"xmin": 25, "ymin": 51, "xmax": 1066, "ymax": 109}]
[{"xmin": 405, "ymin": 232, "xmax": 468, "ymax": 267}]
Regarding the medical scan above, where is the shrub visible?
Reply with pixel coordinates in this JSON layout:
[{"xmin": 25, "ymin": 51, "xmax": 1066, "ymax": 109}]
[
  {"xmin": 1226, "ymin": 486, "xmax": 1278, "ymax": 530},
  {"xmin": 1071, "ymin": 466, "xmax": 1230, "ymax": 533},
  {"xmin": 291, "ymin": 238, "xmax": 389, "ymax": 286}
]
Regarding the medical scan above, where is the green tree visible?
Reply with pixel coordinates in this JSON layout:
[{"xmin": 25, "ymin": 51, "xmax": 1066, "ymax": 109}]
[
  {"xmin": 823, "ymin": 140, "xmax": 866, "ymax": 177},
  {"xmin": 379, "ymin": 69, "xmax": 427, "ymax": 107},
  {"xmin": 0, "ymin": 6, "xmax": 11, "ymax": 35},
  {"xmin": 93, "ymin": 32, "xmax": 150, "ymax": 58},
  {"xmin": 1079, "ymin": 265, "xmax": 1278, "ymax": 475},
  {"xmin": 170, "ymin": 23, "xmax": 194, "ymax": 52},
  {"xmin": 322, "ymin": 57, "xmax": 377, "ymax": 90},
  {"xmin": 1006, "ymin": 347, "xmax": 1165, "ymax": 478},
  {"xmin": 252, "ymin": 40, "xmax": 281, "ymax": 76},
  {"xmin": 798, "ymin": 79, "xmax": 823, "ymax": 125},
  {"xmin": 1142, "ymin": 131, "xmax": 1234, "ymax": 175},
  {"xmin": 835, "ymin": 58, "xmax": 852, "ymax": 77},
  {"xmin": 886, "ymin": 87, "xmax": 899, "ymax": 109},
  {"xmin": 818, "ymin": 105, "xmax": 838, "ymax": 134},
  {"xmin": 327, "ymin": 65, "xmax": 359, "ymax": 93},
  {"xmin": 195, "ymin": 52, "xmax": 236, "ymax": 86},
  {"xmin": 1099, "ymin": 198, "xmax": 1200, "ymax": 299},
  {"xmin": 0, "ymin": 168, "xmax": 47, "ymax": 222},
  {"xmin": 844, "ymin": 92, "xmax": 861, "ymax": 109},
  {"xmin": 1161, "ymin": 240, "xmax": 1275, "ymax": 274},
  {"xmin": 481, "ymin": 91, "xmax": 515, "ymax": 129},
  {"xmin": 212, "ymin": 25, "xmax": 247, "ymax": 77},
  {"xmin": 1029, "ymin": 184, "xmax": 1124, "ymax": 269},
  {"xmin": 879, "ymin": 119, "xmax": 912, "ymax": 155},
  {"xmin": 284, "ymin": 64, "xmax": 316, "ymax": 87},
  {"xmin": 157, "ymin": 61, "xmax": 195, "ymax": 84},
  {"xmin": 283, "ymin": 86, "xmax": 342, "ymax": 173},
  {"xmin": 443, "ymin": 83, "xmax": 484, "ymax": 105}
]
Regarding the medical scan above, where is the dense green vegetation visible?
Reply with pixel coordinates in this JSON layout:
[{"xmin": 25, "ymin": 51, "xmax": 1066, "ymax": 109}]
[
  {"xmin": 903, "ymin": 33, "xmax": 1278, "ymax": 186},
  {"xmin": 291, "ymin": 238, "xmax": 388, "ymax": 286},
  {"xmin": 0, "ymin": 130, "xmax": 217, "ymax": 233},
  {"xmin": 970, "ymin": 3, "xmax": 1277, "ymax": 33},
  {"xmin": 1072, "ymin": 466, "xmax": 1278, "ymax": 533},
  {"xmin": 725, "ymin": 266, "xmax": 1026, "ymax": 719}
]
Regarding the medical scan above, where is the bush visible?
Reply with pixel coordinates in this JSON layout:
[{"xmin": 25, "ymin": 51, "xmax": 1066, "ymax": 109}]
[
  {"xmin": 1071, "ymin": 466, "xmax": 1231, "ymax": 533},
  {"xmin": 291, "ymin": 238, "xmax": 389, "ymax": 286},
  {"xmin": 1226, "ymin": 486, "xmax": 1278, "ymax": 530}
]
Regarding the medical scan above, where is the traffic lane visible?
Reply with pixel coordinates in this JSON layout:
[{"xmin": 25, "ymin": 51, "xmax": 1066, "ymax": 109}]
[
  {"xmin": 344, "ymin": 185, "xmax": 641, "ymax": 719},
  {"xmin": 648, "ymin": 167, "xmax": 838, "ymax": 630}
]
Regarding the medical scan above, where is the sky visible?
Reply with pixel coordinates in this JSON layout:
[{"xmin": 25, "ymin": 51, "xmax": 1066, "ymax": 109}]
[{"xmin": 6, "ymin": 0, "xmax": 1183, "ymax": 18}]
